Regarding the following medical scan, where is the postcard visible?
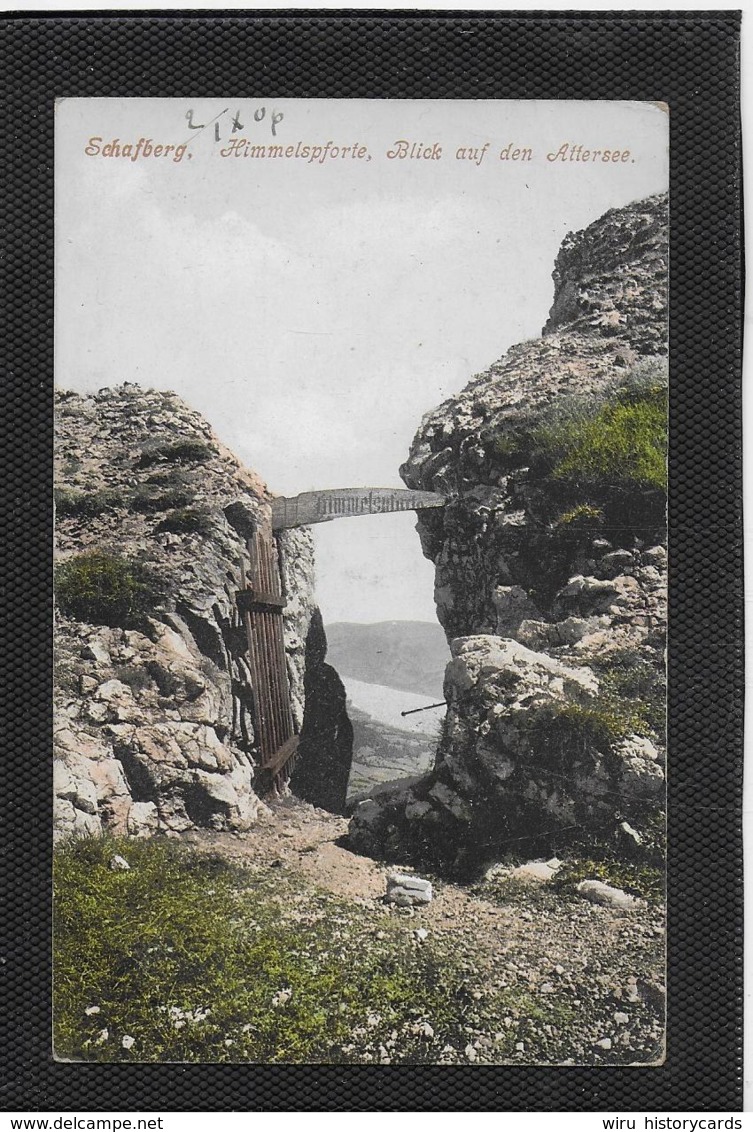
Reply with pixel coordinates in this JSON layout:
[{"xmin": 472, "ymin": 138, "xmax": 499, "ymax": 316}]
[{"xmin": 53, "ymin": 96, "xmax": 669, "ymax": 1066}]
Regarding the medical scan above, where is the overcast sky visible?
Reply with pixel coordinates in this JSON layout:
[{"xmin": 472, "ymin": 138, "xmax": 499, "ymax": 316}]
[{"xmin": 56, "ymin": 98, "xmax": 668, "ymax": 624}]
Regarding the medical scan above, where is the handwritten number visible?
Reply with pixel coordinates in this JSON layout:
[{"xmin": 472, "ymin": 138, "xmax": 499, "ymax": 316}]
[{"xmin": 184, "ymin": 106, "xmax": 280, "ymax": 138}]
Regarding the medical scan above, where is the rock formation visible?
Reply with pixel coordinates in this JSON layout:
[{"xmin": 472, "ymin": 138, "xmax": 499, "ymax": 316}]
[
  {"xmin": 288, "ymin": 609, "xmax": 354, "ymax": 812},
  {"xmin": 349, "ymin": 194, "xmax": 668, "ymax": 877},
  {"xmin": 54, "ymin": 385, "xmax": 351, "ymax": 840}
]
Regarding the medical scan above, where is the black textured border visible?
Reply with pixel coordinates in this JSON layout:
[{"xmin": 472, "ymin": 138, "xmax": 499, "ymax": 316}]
[{"xmin": 1, "ymin": 10, "xmax": 743, "ymax": 1112}]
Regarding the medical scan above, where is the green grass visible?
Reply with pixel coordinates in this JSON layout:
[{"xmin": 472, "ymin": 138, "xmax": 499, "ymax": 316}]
[
  {"xmin": 538, "ymin": 386, "xmax": 667, "ymax": 495},
  {"xmin": 54, "ymin": 836, "xmax": 664, "ymax": 1064},
  {"xmin": 113, "ymin": 665, "xmax": 153, "ymax": 693},
  {"xmin": 53, "ymin": 836, "xmax": 533, "ymax": 1064},
  {"xmin": 471, "ymin": 872, "xmax": 578, "ymax": 911},
  {"xmin": 555, "ymin": 504, "xmax": 605, "ymax": 530},
  {"xmin": 55, "ymin": 552, "xmax": 163, "ymax": 629},
  {"xmin": 552, "ymin": 858, "xmax": 665, "ymax": 904},
  {"xmin": 520, "ymin": 698, "xmax": 642, "ymax": 759},
  {"xmin": 592, "ymin": 650, "xmax": 666, "ymax": 739},
  {"xmin": 54, "ymin": 655, "xmax": 83, "ymax": 693},
  {"xmin": 475, "ymin": 855, "xmax": 664, "ymax": 908},
  {"xmin": 518, "ymin": 671, "xmax": 664, "ymax": 779},
  {"xmin": 489, "ymin": 370, "xmax": 667, "ymax": 539}
]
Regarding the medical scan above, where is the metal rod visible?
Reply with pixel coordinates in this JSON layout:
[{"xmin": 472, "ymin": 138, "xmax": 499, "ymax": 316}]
[
  {"xmin": 265, "ymin": 528, "xmax": 293, "ymax": 743},
  {"xmin": 259, "ymin": 531, "xmax": 284, "ymax": 754},
  {"xmin": 270, "ymin": 533, "xmax": 295, "ymax": 736},
  {"xmin": 248, "ymin": 536, "xmax": 276, "ymax": 760},
  {"xmin": 400, "ymin": 701, "xmax": 447, "ymax": 717},
  {"xmin": 259, "ymin": 612, "xmax": 279, "ymax": 756},
  {"xmin": 267, "ymin": 611, "xmax": 284, "ymax": 754},
  {"xmin": 246, "ymin": 537, "xmax": 267, "ymax": 760},
  {"xmin": 265, "ymin": 531, "xmax": 289, "ymax": 756},
  {"xmin": 239, "ymin": 555, "xmax": 264, "ymax": 756}
]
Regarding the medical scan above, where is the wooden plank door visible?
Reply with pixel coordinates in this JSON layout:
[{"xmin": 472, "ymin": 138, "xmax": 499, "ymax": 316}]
[{"xmin": 237, "ymin": 524, "xmax": 299, "ymax": 791}]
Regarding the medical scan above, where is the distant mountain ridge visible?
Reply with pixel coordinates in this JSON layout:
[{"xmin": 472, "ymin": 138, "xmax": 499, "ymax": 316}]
[{"xmin": 325, "ymin": 620, "xmax": 449, "ymax": 700}]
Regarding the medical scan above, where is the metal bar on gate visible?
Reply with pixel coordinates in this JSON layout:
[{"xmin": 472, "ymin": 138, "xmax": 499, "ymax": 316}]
[
  {"xmin": 267, "ymin": 613, "xmax": 286, "ymax": 750},
  {"xmin": 239, "ymin": 558, "xmax": 261, "ymax": 743},
  {"xmin": 247, "ymin": 536, "xmax": 275, "ymax": 760},
  {"xmin": 259, "ymin": 532, "xmax": 283, "ymax": 754},
  {"xmin": 263, "ymin": 611, "xmax": 281, "ymax": 756},
  {"xmin": 273, "ymin": 612, "xmax": 294, "ymax": 738},
  {"xmin": 267, "ymin": 532, "xmax": 294, "ymax": 740},
  {"xmin": 236, "ymin": 589, "xmax": 287, "ymax": 613},
  {"xmin": 261, "ymin": 531, "xmax": 287, "ymax": 752},
  {"xmin": 256, "ymin": 534, "xmax": 276, "ymax": 752},
  {"xmin": 263, "ymin": 532, "xmax": 286, "ymax": 757}
]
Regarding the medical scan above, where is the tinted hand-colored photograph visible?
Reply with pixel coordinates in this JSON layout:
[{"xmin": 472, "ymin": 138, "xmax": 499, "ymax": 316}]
[{"xmin": 53, "ymin": 98, "xmax": 668, "ymax": 1064}]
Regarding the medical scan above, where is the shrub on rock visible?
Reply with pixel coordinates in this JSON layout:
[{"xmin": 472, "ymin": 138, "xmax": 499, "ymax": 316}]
[
  {"xmin": 55, "ymin": 551, "xmax": 162, "ymax": 629},
  {"xmin": 137, "ymin": 439, "xmax": 213, "ymax": 469}
]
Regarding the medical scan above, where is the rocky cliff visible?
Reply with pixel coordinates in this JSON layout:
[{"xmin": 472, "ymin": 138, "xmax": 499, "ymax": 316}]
[
  {"xmin": 350, "ymin": 194, "xmax": 668, "ymax": 877},
  {"xmin": 54, "ymin": 385, "xmax": 351, "ymax": 840}
]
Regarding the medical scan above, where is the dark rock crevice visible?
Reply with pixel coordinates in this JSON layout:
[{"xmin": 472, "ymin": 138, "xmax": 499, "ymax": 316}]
[
  {"xmin": 175, "ymin": 601, "xmax": 228, "ymax": 671},
  {"xmin": 289, "ymin": 609, "xmax": 354, "ymax": 815},
  {"xmin": 114, "ymin": 746, "xmax": 155, "ymax": 805}
]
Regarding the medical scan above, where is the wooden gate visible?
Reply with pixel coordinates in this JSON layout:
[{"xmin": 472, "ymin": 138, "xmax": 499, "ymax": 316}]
[
  {"xmin": 237, "ymin": 524, "xmax": 299, "ymax": 791},
  {"xmin": 235, "ymin": 489, "xmax": 447, "ymax": 790}
]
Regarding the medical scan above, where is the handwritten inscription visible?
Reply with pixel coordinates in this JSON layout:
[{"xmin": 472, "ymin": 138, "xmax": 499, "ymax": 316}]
[
  {"xmin": 185, "ymin": 105, "xmax": 284, "ymax": 139},
  {"xmin": 271, "ymin": 488, "xmax": 445, "ymax": 530}
]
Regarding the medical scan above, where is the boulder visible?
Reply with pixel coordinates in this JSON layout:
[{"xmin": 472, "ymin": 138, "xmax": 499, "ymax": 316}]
[
  {"xmin": 517, "ymin": 615, "xmax": 610, "ymax": 650},
  {"xmin": 386, "ymin": 872, "xmax": 433, "ymax": 906},
  {"xmin": 493, "ymin": 585, "xmax": 542, "ymax": 636},
  {"xmin": 510, "ymin": 858, "xmax": 562, "ymax": 883},
  {"xmin": 127, "ymin": 801, "xmax": 159, "ymax": 838},
  {"xmin": 349, "ymin": 627, "xmax": 663, "ymax": 873},
  {"xmin": 598, "ymin": 549, "xmax": 636, "ymax": 578},
  {"xmin": 576, "ymin": 880, "xmax": 638, "ymax": 909},
  {"xmin": 81, "ymin": 639, "xmax": 110, "ymax": 665},
  {"xmin": 53, "ymin": 757, "xmax": 98, "ymax": 816},
  {"xmin": 643, "ymin": 545, "xmax": 667, "ymax": 567},
  {"xmin": 446, "ymin": 635, "xmax": 598, "ymax": 698}
]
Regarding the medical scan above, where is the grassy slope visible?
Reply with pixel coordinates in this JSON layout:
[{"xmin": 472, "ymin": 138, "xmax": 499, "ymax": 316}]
[
  {"xmin": 54, "ymin": 834, "xmax": 664, "ymax": 1066},
  {"xmin": 53, "ymin": 836, "xmax": 525, "ymax": 1064}
]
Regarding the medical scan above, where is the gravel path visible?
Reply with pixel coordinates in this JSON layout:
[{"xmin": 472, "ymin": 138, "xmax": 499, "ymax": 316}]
[{"xmin": 181, "ymin": 796, "xmax": 665, "ymax": 1065}]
